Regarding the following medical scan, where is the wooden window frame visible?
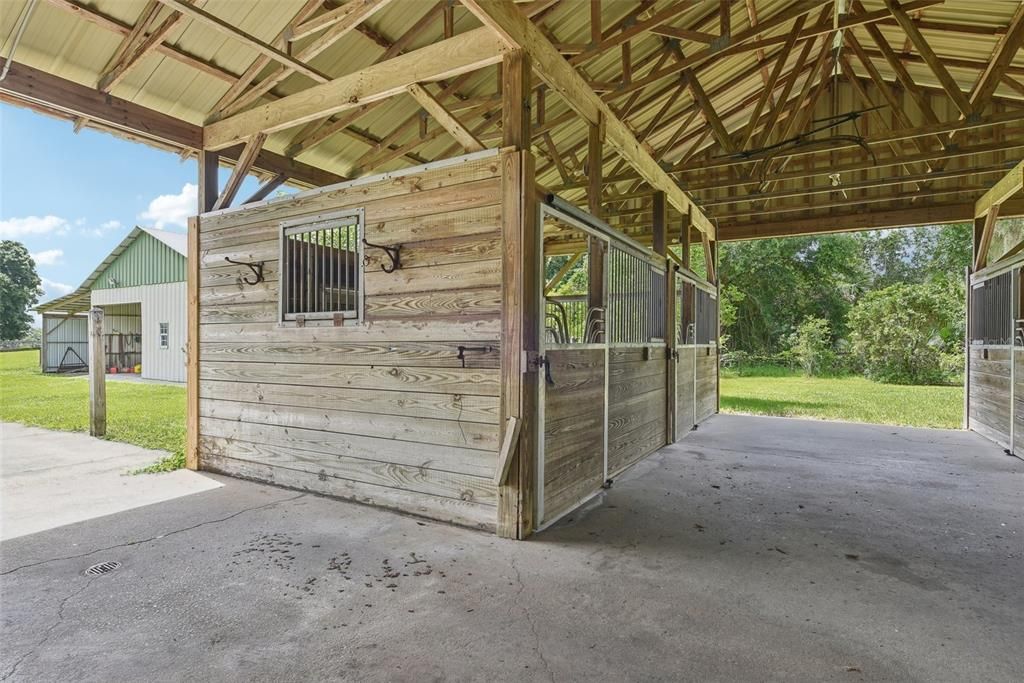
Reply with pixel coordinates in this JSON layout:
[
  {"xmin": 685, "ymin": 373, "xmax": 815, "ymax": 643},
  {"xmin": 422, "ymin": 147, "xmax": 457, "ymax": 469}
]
[
  {"xmin": 279, "ymin": 209, "xmax": 365, "ymax": 326},
  {"xmin": 158, "ymin": 322, "xmax": 169, "ymax": 349}
]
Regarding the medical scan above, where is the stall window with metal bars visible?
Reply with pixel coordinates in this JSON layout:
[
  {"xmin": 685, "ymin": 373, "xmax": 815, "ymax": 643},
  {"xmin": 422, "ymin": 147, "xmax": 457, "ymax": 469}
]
[
  {"xmin": 607, "ymin": 245, "xmax": 665, "ymax": 344},
  {"xmin": 970, "ymin": 270, "xmax": 1013, "ymax": 344},
  {"xmin": 281, "ymin": 214, "xmax": 362, "ymax": 321}
]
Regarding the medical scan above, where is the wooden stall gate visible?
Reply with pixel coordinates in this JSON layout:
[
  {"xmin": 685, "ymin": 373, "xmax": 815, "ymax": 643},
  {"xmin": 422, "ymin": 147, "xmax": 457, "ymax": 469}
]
[
  {"xmin": 673, "ymin": 270, "xmax": 719, "ymax": 440},
  {"xmin": 536, "ymin": 198, "xmax": 675, "ymax": 529},
  {"xmin": 967, "ymin": 265, "xmax": 1024, "ymax": 456}
]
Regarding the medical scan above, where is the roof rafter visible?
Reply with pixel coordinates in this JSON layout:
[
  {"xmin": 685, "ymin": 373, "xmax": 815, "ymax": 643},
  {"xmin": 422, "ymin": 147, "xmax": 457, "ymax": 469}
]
[{"xmin": 461, "ymin": 0, "xmax": 715, "ymax": 238}]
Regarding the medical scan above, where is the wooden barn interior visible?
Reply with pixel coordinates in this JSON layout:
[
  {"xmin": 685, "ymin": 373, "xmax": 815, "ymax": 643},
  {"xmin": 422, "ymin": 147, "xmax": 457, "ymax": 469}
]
[{"xmin": 3, "ymin": 0, "xmax": 1023, "ymax": 538}]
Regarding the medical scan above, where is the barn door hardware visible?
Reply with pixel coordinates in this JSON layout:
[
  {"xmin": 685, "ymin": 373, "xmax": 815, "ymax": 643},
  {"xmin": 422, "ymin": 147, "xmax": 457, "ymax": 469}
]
[
  {"xmin": 456, "ymin": 345, "xmax": 494, "ymax": 368},
  {"xmin": 362, "ymin": 239, "xmax": 402, "ymax": 273},
  {"xmin": 223, "ymin": 257, "xmax": 265, "ymax": 285},
  {"xmin": 525, "ymin": 351, "xmax": 554, "ymax": 385}
]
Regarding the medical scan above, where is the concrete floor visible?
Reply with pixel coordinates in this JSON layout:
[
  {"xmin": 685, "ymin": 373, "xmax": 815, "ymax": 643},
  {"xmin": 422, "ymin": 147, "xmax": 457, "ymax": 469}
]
[
  {"xmin": 0, "ymin": 423, "xmax": 221, "ymax": 540},
  {"xmin": 1, "ymin": 415, "xmax": 1021, "ymax": 682}
]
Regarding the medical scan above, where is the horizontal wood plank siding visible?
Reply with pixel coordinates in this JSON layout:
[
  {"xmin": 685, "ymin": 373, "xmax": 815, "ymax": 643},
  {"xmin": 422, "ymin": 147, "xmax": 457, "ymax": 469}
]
[
  {"xmin": 196, "ymin": 152, "xmax": 507, "ymax": 530},
  {"xmin": 607, "ymin": 345, "xmax": 667, "ymax": 477},
  {"xmin": 676, "ymin": 345, "xmax": 696, "ymax": 437},
  {"xmin": 969, "ymin": 345, "xmax": 1011, "ymax": 448},
  {"xmin": 542, "ymin": 348, "xmax": 605, "ymax": 524},
  {"xmin": 696, "ymin": 345, "xmax": 718, "ymax": 423}
]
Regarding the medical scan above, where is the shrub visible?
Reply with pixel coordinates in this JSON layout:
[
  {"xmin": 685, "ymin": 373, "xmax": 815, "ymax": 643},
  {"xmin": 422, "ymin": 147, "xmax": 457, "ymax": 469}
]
[
  {"xmin": 788, "ymin": 316, "xmax": 835, "ymax": 376},
  {"xmin": 847, "ymin": 282, "xmax": 955, "ymax": 385}
]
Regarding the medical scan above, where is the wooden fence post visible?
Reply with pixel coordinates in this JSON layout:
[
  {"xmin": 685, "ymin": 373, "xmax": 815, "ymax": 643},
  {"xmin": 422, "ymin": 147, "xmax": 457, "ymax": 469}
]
[{"xmin": 88, "ymin": 306, "xmax": 106, "ymax": 437}]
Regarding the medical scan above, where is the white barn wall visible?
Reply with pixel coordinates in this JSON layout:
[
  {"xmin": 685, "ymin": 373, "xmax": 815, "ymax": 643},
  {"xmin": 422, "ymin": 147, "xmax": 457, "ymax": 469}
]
[
  {"xmin": 41, "ymin": 314, "xmax": 88, "ymax": 372},
  {"xmin": 91, "ymin": 282, "xmax": 186, "ymax": 382}
]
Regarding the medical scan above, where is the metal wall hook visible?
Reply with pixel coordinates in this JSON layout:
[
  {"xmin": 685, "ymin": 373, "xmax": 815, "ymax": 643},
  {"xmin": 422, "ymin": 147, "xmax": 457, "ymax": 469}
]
[
  {"xmin": 224, "ymin": 257, "xmax": 265, "ymax": 285},
  {"xmin": 362, "ymin": 239, "xmax": 402, "ymax": 273}
]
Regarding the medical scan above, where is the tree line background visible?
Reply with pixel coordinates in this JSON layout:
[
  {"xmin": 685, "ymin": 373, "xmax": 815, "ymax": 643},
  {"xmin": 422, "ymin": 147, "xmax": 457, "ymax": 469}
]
[{"xmin": 712, "ymin": 224, "xmax": 971, "ymax": 385}]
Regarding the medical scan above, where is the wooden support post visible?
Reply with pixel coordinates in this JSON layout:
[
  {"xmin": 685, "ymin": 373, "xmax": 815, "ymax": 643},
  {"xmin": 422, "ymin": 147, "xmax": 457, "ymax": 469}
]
[
  {"xmin": 186, "ymin": 215, "xmax": 200, "ymax": 470},
  {"xmin": 199, "ymin": 149, "xmax": 219, "ymax": 213},
  {"xmin": 715, "ymin": 240, "xmax": 721, "ymax": 414},
  {"xmin": 88, "ymin": 307, "xmax": 106, "ymax": 437},
  {"xmin": 652, "ymin": 191, "xmax": 673, "ymax": 444},
  {"xmin": 682, "ymin": 206, "xmax": 692, "ymax": 270},
  {"xmin": 587, "ymin": 118, "xmax": 605, "ymax": 316},
  {"xmin": 498, "ymin": 49, "xmax": 536, "ymax": 539}
]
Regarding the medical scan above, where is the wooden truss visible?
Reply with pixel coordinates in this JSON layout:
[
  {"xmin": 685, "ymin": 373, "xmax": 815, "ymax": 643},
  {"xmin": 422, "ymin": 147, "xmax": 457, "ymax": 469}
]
[{"xmin": 4, "ymin": 0, "xmax": 1024, "ymax": 227}]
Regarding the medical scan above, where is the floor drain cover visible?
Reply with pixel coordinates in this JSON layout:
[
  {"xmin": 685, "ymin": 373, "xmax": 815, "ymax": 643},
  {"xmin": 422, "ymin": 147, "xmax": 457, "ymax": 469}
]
[{"xmin": 84, "ymin": 560, "xmax": 121, "ymax": 576}]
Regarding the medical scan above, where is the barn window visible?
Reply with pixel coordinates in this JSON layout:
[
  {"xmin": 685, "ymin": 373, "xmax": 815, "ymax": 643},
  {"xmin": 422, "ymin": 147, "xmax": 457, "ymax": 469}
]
[
  {"xmin": 280, "ymin": 211, "xmax": 363, "ymax": 324},
  {"xmin": 158, "ymin": 322, "xmax": 169, "ymax": 349}
]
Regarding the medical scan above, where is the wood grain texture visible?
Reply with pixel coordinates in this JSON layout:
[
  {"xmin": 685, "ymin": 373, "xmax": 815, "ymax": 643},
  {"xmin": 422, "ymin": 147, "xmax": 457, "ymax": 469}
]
[
  {"xmin": 542, "ymin": 348, "xmax": 605, "ymax": 524},
  {"xmin": 201, "ymin": 453, "xmax": 496, "ymax": 531},
  {"xmin": 196, "ymin": 153, "xmax": 512, "ymax": 531}
]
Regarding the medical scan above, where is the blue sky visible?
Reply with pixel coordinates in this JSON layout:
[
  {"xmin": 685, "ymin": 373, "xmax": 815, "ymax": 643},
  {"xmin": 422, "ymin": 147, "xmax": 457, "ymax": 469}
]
[{"xmin": 0, "ymin": 102, "xmax": 267, "ymax": 306}]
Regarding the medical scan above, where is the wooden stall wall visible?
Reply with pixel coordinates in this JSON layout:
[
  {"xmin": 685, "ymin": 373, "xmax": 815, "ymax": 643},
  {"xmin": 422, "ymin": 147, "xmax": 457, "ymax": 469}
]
[
  {"xmin": 541, "ymin": 347, "xmax": 605, "ymax": 524},
  {"xmin": 675, "ymin": 344, "xmax": 696, "ymax": 437},
  {"xmin": 607, "ymin": 345, "xmax": 667, "ymax": 477},
  {"xmin": 194, "ymin": 151, "xmax": 508, "ymax": 531},
  {"xmin": 696, "ymin": 345, "xmax": 719, "ymax": 423}
]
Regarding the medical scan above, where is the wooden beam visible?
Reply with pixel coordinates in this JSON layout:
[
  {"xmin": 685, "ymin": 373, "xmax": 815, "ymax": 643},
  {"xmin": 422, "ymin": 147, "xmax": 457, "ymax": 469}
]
[
  {"xmin": 544, "ymin": 251, "xmax": 584, "ymax": 293},
  {"xmin": 739, "ymin": 15, "xmax": 805, "ymax": 151},
  {"xmin": 98, "ymin": 7, "xmax": 188, "ymax": 92},
  {"xmin": 407, "ymin": 83, "xmax": 486, "ymax": 152},
  {"xmin": 974, "ymin": 204, "xmax": 1002, "ymax": 271},
  {"xmin": 290, "ymin": 0, "xmax": 395, "ymax": 42},
  {"xmin": 652, "ymin": 191, "xmax": 667, "ymax": 256},
  {"xmin": 242, "ymin": 173, "xmax": 288, "ymax": 204},
  {"xmin": 210, "ymin": 0, "xmax": 324, "ymax": 115},
  {"xmin": 462, "ymin": 0, "xmax": 715, "ymax": 238},
  {"xmin": 702, "ymin": 231, "xmax": 716, "ymax": 282},
  {"xmin": 718, "ymin": 199, "xmax": 1024, "ymax": 241},
  {"xmin": 203, "ymin": 28, "xmax": 505, "ymax": 150},
  {"xmin": 44, "ymin": 0, "xmax": 240, "ymax": 85},
  {"xmin": 154, "ymin": 0, "xmax": 328, "ymax": 83},
  {"xmin": 880, "ymin": 0, "xmax": 973, "ymax": 116},
  {"xmin": 635, "ymin": 0, "xmax": 942, "ymax": 98},
  {"xmin": 212, "ymin": 133, "xmax": 266, "ymax": 211},
  {"xmin": 88, "ymin": 307, "xmax": 106, "ymax": 437},
  {"xmin": 975, "ymin": 159, "xmax": 1024, "ymax": 218},
  {"xmin": 969, "ymin": 3, "xmax": 1024, "ymax": 111},
  {"xmin": 198, "ymin": 149, "xmax": 219, "ymax": 213}
]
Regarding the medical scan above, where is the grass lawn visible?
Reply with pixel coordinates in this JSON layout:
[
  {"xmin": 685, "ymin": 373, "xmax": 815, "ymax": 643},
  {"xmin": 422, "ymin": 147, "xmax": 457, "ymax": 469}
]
[
  {"xmin": 0, "ymin": 349, "xmax": 186, "ymax": 471},
  {"xmin": 720, "ymin": 370, "xmax": 963, "ymax": 429}
]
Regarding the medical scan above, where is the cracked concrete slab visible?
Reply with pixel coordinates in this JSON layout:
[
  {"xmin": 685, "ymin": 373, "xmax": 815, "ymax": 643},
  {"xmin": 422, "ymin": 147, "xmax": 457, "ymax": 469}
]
[
  {"xmin": 1, "ymin": 415, "xmax": 1022, "ymax": 681},
  {"xmin": 1, "ymin": 423, "xmax": 221, "ymax": 541}
]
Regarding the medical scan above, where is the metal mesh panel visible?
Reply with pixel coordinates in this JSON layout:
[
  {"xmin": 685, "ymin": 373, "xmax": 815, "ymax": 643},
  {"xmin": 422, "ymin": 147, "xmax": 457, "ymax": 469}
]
[
  {"xmin": 607, "ymin": 245, "xmax": 663, "ymax": 344},
  {"xmin": 970, "ymin": 271, "xmax": 1012, "ymax": 344},
  {"xmin": 283, "ymin": 217, "xmax": 360, "ymax": 319}
]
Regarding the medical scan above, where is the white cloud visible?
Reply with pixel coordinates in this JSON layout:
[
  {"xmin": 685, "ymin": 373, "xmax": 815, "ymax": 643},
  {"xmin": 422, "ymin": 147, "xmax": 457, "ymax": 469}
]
[
  {"xmin": 0, "ymin": 215, "xmax": 70, "ymax": 238},
  {"xmin": 31, "ymin": 249, "xmax": 64, "ymax": 266},
  {"xmin": 41, "ymin": 278, "xmax": 74, "ymax": 296},
  {"xmin": 138, "ymin": 183, "xmax": 196, "ymax": 230},
  {"xmin": 100, "ymin": 219, "xmax": 122, "ymax": 231}
]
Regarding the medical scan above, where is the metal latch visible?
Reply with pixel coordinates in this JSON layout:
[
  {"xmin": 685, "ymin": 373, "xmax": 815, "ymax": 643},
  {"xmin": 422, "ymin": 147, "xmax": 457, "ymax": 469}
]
[
  {"xmin": 524, "ymin": 351, "xmax": 554, "ymax": 385},
  {"xmin": 457, "ymin": 345, "xmax": 493, "ymax": 368}
]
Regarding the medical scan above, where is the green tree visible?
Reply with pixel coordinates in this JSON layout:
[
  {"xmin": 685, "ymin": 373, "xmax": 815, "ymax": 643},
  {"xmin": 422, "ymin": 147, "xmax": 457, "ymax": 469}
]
[
  {"xmin": 847, "ymin": 282, "xmax": 957, "ymax": 385},
  {"xmin": 788, "ymin": 316, "xmax": 834, "ymax": 376},
  {"xmin": 0, "ymin": 241, "xmax": 42, "ymax": 341},
  {"xmin": 719, "ymin": 234, "xmax": 868, "ymax": 354}
]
